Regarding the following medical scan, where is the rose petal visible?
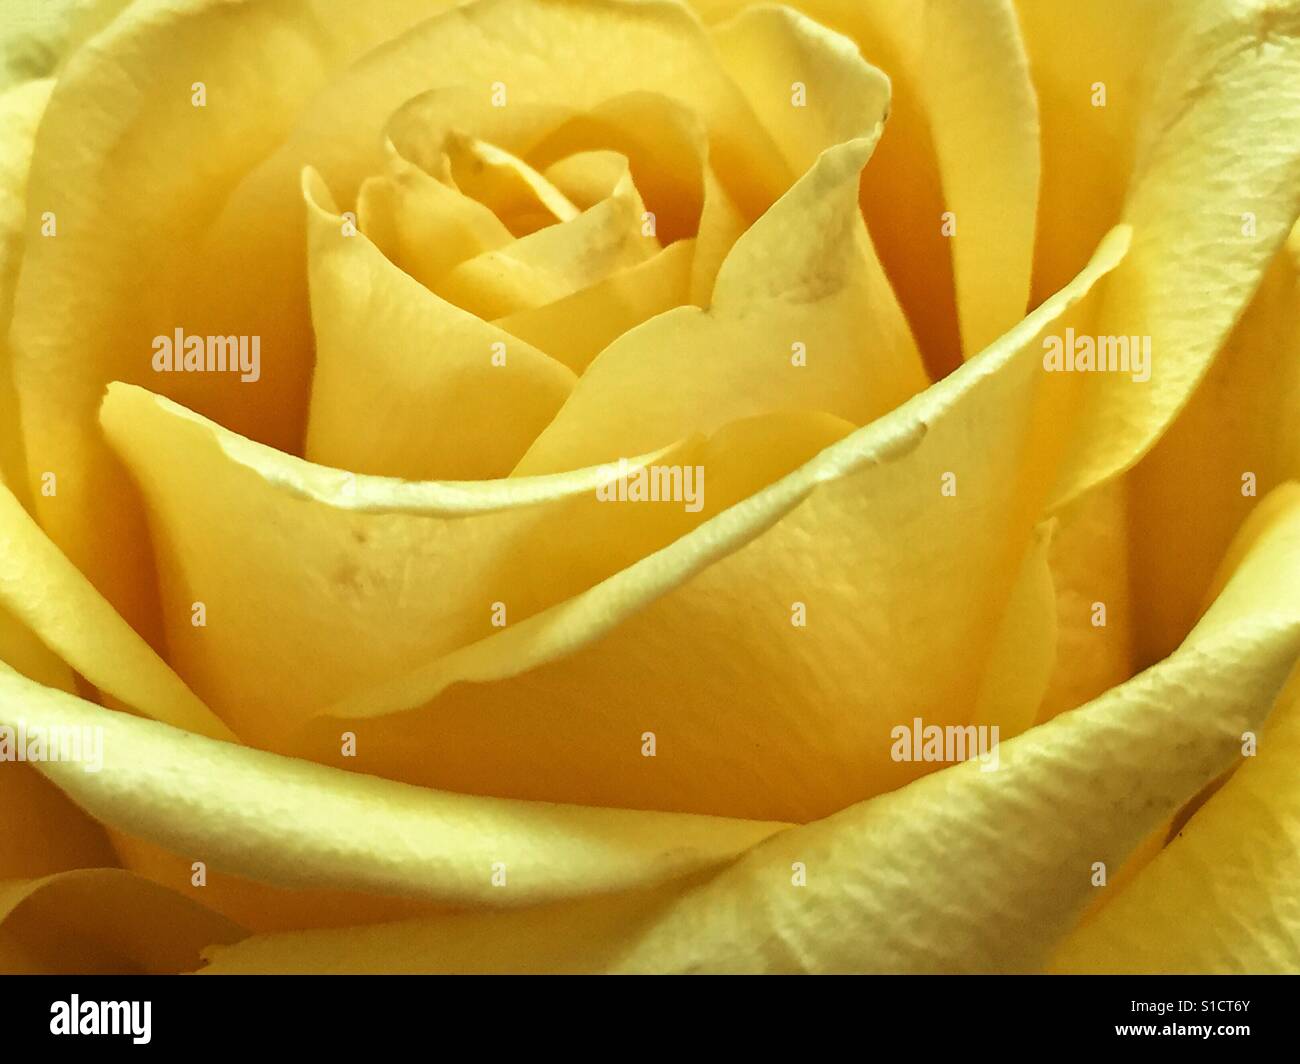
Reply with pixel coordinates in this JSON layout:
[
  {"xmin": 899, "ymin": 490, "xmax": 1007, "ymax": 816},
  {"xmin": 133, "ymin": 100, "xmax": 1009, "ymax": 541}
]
[
  {"xmin": 101, "ymin": 381, "xmax": 850, "ymax": 743},
  {"xmin": 0, "ymin": 662, "xmax": 790, "ymax": 909},
  {"xmin": 1127, "ymin": 222, "xmax": 1300, "ymax": 664},
  {"xmin": 494, "ymin": 238, "xmax": 696, "ymax": 373},
  {"xmin": 0, "ymin": 575, "xmax": 115, "ymax": 881},
  {"xmin": 1016, "ymin": 0, "xmax": 1164, "ymax": 302},
  {"xmin": 108, "ymin": 832, "xmax": 447, "ymax": 934},
  {"xmin": 1042, "ymin": 0, "xmax": 1300, "ymax": 514},
  {"xmin": 695, "ymin": 0, "xmax": 1041, "ymax": 369},
  {"xmin": 8, "ymin": 0, "xmax": 449, "ymax": 631},
  {"xmin": 1035, "ymin": 481, "xmax": 1134, "ymax": 721},
  {"xmin": 1051, "ymin": 487, "xmax": 1300, "ymax": 972},
  {"xmin": 0, "ymin": 481, "xmax": 233, "ymax": 740},
  {"xmin": 441, "ymin": 132, "xmax": 581, "ymax": 234},
  {"xmin": 434, "ymin": 159, "xmax": 660, "ymax": 320},
  {"xmin": 355, "ymin": 140, "xmax": 514, "ymax": 291},
  {"xmin": 0, "ymin": 77, "xmax": 51, "ymax": 501},
  {"xmin": 198, "ymin": 481, "xmax": 1300, "ymax": 973},
  {"xmin": 0, "ymin": 765, "xmax": 116, "ymax": 880},
  {"xmin": 0, "ymin": 869, "xmax": 243, "ymax": 974},
  {"xmin": 301, "ymin": 168, "xmax": 576, "ymax": 481},
  {"xmin": 513, "ymin": 133, "xmax": 927, "ymax": 475},
  {"xmin": 0, "ymin": 0, "xmax": 132, "ymax": 90},
  {"xmin": 288, "ymin": 229, "xmax": 1127, "ymax": 822},
  {"xmin": 543, "ymin": 149, "xmax": 635, "ymax": 210},
  {"xmin": 968, "ymin": 517, "xmax": 1057, "ymax": 738}
]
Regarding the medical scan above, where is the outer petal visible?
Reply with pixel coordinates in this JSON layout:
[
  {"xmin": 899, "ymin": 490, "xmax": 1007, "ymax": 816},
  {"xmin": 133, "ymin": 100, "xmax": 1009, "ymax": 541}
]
[
  {"xmin": 0, "ymin": 661, "xmax": 789, "ymax": 908},
  {"xmin": 0, "ymin": 504, "xmax": 116, "ymax": 884},
  {"xmin": 7, "ymin": 0, "xmax": 454, "ymax": 631},
  {"xmin": 1127, "ymin": 222, "xmax": 1300, "ymax": 664},
  {"xmin": 1042, "ymin": 0, "xmax": 1300, "ymax": 514},
  {"xmin": 200, "ymin": 482, "xmax": 1300, "ymax": 973},
  {"xmin": 0, "ymin": 0, "xmax": 132, "ymax": 90},
  {"xmin": 1054, "ymin": 668, "xmax": 1300, "ymax": 973},
  {"xmin": 0, "ymin": 77, "xmax": 52, "ymax": 504},
  {"xmin": 1051, "ymin": 489, "xmax": 1300, "ymax": 972},
  {"xmin": 106, "ymin": 832, "xmax": 443, "ymax": 933},
  {"xmin": 0, "ymin": 481, "xmax": 232, "ymax": 740}
]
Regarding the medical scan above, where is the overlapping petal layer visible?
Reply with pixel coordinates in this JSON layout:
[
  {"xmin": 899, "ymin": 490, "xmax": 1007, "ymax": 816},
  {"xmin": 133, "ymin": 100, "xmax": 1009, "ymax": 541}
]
[
  {"xmin": 301, "ymin": 168, "xmax": 577, "ymax": 481},
  {"xmin": 694, "ymin": 0, "xmax": 1040, "ymax": 369},
  {"xmin": 1127, "ymin": 222, "xmax": 1300, "ymax": 665},
  {"xmin": 8, "ymin": 0, "xmax": 452, "ymax": 633},
  {"xmin": 2, "ymin": 0, "xmax": 1298, "ymax": 978},
  {"xmin": 0, "ymin": 76, "xmax": 51, "ymax": 501},
  {"xmin": 0, "ymin": 661, "xmax": 789, "ymax": 909},
  {"xmin": 100, "ymin": 381, "xmax": 852, "ymax": 747},
  {"xmin": 198, "ymin": 482, "xmax": 1300, "ymax": 972},
  {"xmin": 268, "ymin": 227, "xmax": 1133, "ymax": 822},
  {"xmin": 0, "ymin": 481, "xmax": 232, "ymax": 740},
  {"xmin": 0, "ymin": 870, "xmax": 243, "ymax": 974}
]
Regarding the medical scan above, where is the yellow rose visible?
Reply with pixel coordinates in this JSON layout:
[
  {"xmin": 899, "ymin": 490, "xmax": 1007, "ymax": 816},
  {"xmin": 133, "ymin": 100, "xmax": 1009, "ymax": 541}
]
[{"xmin": 1, "ymin": 0, "xmax": 1298, "ymax": 975}]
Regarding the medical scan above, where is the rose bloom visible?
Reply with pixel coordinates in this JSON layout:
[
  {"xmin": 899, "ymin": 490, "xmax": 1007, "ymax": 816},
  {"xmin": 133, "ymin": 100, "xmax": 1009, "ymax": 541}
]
[{"xmin": 0, "ymin": 0, "xmax": 1298, "ymax": 976}]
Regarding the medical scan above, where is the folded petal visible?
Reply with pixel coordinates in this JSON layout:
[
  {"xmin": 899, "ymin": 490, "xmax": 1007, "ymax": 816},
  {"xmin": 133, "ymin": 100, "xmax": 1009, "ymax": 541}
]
[
  {"xmin": 290, "ymin": 229, "xmax": 1128, "ymax": 822},
  {"xmin": 514, "ymin": 133, "xmax": 926, "ymax": 475},
  {"xmin": 495, "ymin": 239, "xmax": 696, "ymax": 373},
  {"xmin": 302, "ymin": 168, "xmax": 575, "ymax": 481},
  {"xmin": 1127, "ymin": 221, "xmax": 1300, "ymax": 664},
  {"xmin": 433, "ymin": 159, "xmax": 660, "ymax": 320},
  {"xmin": 969, "ymin": 517, "xmax": 1056, "ymax": 738},
  {"xmin": 101, "ymin": 381, "xmax": 849, "ymax": 744},
  {"xmin": 0, "ymin": 481, "xmax": 232, "ymax": 740},
  {"xmin": 0, "ymin": 77, "xmax": 51, "ymax": 503},
  {"xmin": 201, "ymin": 480, "xmax": 1300, "ymax": 973},
  {"xmin": 108, "ymin": 832, "xmax": 448, "ymax": 934},
  {"xmin": 1051, "ymin": 487, "xmax": 1300, "ymax": 972},
  {"xmin": 1043, "ymin": 0, "xmax": 1300, "ymax": 514},
  {"xmin": 8, "ymin": 0, "xmax": 450, "ymax": 631},
  {"xmin": 0, "ymin": 663, "xmax": 789, "ymax": 909},
  {"xmin": 695, "ymin": 0, "xmax": 1040, "ymax": 368},
  {"xmin": 1034, "ymin": 481, "xmax": 1135, "ymax": 721},
  {"xmin": 441, "ymin": 132, "xmax": 580, "ymax": 234},
  {"xmin": 1014, "ymin": 0, "xmax": 1164, "ymax": 302},
  {"xmin": 354, "ymin": 140, "xmax": 514, "ymax": 291}
]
